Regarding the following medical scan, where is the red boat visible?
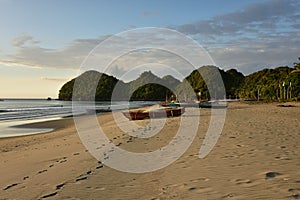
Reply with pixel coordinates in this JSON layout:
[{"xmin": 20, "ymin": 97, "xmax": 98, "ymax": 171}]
[
  {"xmin": 122, "ymin": 110, "xmax": 150, "ymax": 120},
  {"xmin": 122, "ymin": 107, "xmax": 185, "ymax": 120}
]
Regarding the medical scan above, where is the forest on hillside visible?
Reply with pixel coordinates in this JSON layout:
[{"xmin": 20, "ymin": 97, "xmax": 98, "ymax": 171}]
[{"xmin": 59, "ymin": 57, "xmax": 300, "ymax": 101}]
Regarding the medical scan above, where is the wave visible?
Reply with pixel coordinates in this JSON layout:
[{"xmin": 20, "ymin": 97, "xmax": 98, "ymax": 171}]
[{"xmin": 0, "ymin": 110, "xmax": 13, "ymax": 113}]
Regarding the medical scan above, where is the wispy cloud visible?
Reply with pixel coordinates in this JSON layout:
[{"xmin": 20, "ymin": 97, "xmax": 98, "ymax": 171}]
[
  {"xmin": 41, "ymin": 77, "xmax": 70, "ymax": 82},
  {"xmin": 12, "ymin": 35, "xmax": 40, "ymax": 47},
  {"xmin": 1, "ymin": 35, "xmax": 110, "ymax": 69},
  {"xmin": 175, "ymin": 0, "xmax": 299, "ymax": 37},
  {"xmin": 171, "ymin": 0, "xmax": 300, "ymax": 74}
]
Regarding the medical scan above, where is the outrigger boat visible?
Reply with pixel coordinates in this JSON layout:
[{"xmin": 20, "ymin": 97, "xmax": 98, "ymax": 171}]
[{"xmin": 122, "ymin": 107, "xmax": 185, "ymax": 120}]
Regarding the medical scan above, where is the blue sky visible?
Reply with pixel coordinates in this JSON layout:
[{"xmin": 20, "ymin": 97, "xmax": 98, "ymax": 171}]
[{"xmin": 0, "ymin": 0, "xmax": 299, "ymax": 98}]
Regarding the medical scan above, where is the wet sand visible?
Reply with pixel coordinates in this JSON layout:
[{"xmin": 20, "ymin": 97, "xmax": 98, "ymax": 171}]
[{"xmin": 0, "ymin": 102, "xmax": 300, "ymax": 199}]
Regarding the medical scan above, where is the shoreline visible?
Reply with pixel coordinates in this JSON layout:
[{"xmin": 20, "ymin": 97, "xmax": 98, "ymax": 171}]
[{"xmin": 0, "ymin": 101, "xmax": 157, "ymax": 139}]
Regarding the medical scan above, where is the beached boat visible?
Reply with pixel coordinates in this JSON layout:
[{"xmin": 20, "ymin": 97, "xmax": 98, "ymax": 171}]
[
  {"xmin": 122, "ymin": 107, "xmax": 185, "ymax": 120},
  {"xmin": 122, "ymin": 110, "xmax": 150, "ymax": 120}
]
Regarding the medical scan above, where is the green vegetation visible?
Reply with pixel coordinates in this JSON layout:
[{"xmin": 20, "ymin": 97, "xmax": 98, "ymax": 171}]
[
  {"xmin": 128, "ymin": 71, "xmax": 177, "ymax": 101},
  {"xmin": 59, "ymin": 70, "xmax": 178, "ymax": 101},
  {"xmin": 59, "ymin": 70, "xmax": 120, "ymax": 101},
  {"xmin": 237, "ymin": 67, "xmax": 293, "ymax": 101},
  {"xmin": 59, "ymin": 58, "xmax": 300, "ymax": 101},
  {"xmin": 237, "ymin": 67, "xmax": 300, "ymax": 101},
  {"xmin": 176, "ymin": 66, "xmax": 244, "ymax": 100},
  {"xmin": 294, "ymin": 57, "xmax": 300, "ymax": 70}
]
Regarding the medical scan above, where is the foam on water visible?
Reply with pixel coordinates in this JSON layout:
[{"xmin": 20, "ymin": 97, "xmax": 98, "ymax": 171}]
[{"xmin": 0, "ymin": 99, "xmax": 156, "ymax": 138}]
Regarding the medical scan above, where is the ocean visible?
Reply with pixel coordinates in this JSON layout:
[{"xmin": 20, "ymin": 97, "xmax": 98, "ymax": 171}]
[{"xmin": 0, "ymin": 99, "xmax": 155, "ymax": 138}]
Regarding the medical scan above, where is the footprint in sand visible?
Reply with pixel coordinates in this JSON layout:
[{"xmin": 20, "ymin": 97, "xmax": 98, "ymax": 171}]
[
  {"xmin": 59, "ymin": 159, "xmax": 67, "ymax": 163},
  {"xmin": 189, "ymin": 186, "xmax": 214, "ymax": 193},
  {"xmin": 188, "ymin": 187, "xmax": 196, "ymax": 191},
  {"xmin": 86, "ymin": 170, "xmax": 93, "ymax": 175},
  {"xmin": 56, "ymin": 183, "xmax": 65, "ymax": 190},
  {"xmin": 96, "ymin": 162, "xmax": 104, "ymax": 169},
  {"xmin": 40, "ymin": 192, "xmax": 58, "ymax": 199},
  {"xmin": 265, "ymin": 172, "xmax": 281, "ymax": 179},
  {"xmin": 75, "ymin": 175, "xmax": 88, "ymax": 182},
  {"xmin": 75, "ymin": 170, "xmax": 95, "ymax": 182},
  {"xmin": 229, "ymin": 178, "xmax": 260, "ymax": 187},
  {"xmin": 116, "ymin": 142, "xmax": 122, "ymax": 146},
  {"xmin": 234, "ymin": 179, "xmax": 252, "ymax": 185},
  {"xmin": 37, "ymin": 169, "xmax": 48, "ymax": 174},
  {"xmin": 190, "ymin": 177, "xmax": 210, "ymax": 182},
  {"xmin": 3, "ymin": 183, "xmax": 19, "ymax": 190},
  {"xmin": 288, "ymin": 189, "xmax": 300, "ymax": 199}
]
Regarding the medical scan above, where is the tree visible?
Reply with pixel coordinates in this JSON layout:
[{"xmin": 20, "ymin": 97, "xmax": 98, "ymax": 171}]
[
  {"xmin": 294, "ymin": 57, "xmax": 300, "ymax": 70},
  {"xmin": 238, "ymin": 67, "xmax": 293, "ymax": 100},
  {"xmin": 58, "ymin": 70, "xmax": 180, "ymax": 101}
]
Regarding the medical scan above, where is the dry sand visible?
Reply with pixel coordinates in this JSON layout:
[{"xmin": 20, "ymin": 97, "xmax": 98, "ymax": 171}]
[{"xmin": 0, "ymin": 102, "xmax": 300, "ymax": 200}]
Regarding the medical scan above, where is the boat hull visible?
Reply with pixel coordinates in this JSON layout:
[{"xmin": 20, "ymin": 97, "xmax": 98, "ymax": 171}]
[{"xmin": 122, "ymin": 107, "xmax": 185, "ymax": 120}]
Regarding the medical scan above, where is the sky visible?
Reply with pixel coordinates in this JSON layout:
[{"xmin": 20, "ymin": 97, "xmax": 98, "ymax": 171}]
[{"xmin": 0, "ymin": 0, "xmax": 299, "ymax": 98}]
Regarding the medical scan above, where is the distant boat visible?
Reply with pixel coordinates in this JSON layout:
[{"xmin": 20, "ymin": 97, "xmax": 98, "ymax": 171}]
[
  {"xmin": 161, "ymin": 102, "xmax": 197, "ymax": 107},
  {"xmin": 0, "ymin": 99, "xmax": 4, "ymax": 101},
  {"xmin": 86, "ymin": 107, "xmax": 112, "ymax": 114},
  {"xmin": 47, "ymin": 97, "xmax": 52, "ymax": 101},
  {"xmin": 122, "ymin": 107, "xmax": 185, "ymax": 120},
  {"xmin": 199, "ymin": 101, "xmax": 227, "ymax": 109}
]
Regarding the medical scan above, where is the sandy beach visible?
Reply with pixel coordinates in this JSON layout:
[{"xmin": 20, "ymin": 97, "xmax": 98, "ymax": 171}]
[{"xmin": 1, "ymin": 102, "xmax": 300, "ymax": 199}]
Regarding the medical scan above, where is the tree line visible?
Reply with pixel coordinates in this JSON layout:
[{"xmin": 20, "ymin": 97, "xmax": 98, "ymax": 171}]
[{"xmin": 58, "ymin": 58, "xmax": 300, "ymax": 101}]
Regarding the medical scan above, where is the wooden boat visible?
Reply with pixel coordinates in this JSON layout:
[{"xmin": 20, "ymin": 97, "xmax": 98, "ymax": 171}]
[
  {"xmin": 122, "ymin": 110, "xmax": 150, "ymax": 120},
  {"xmin": 150, "ymin": 107, "xmax": 185, "ymax": 118},
  {"xmin": 122, "ymin": 107, "xmax": 185, "ymax": 120}
]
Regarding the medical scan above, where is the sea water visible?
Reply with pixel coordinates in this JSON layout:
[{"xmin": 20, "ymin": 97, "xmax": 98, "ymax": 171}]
[{"xmin": 0, "ymin": 99, "xmax": 155, "ymax": 138}]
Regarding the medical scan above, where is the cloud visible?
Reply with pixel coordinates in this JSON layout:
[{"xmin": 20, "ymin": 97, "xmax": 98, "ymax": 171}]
[
  {"xmin": 172, "ymin": 0, "xmax": 300, "ymax": 74},
  {"xmin": 1, "ymin": 30, "xmax": 209, "ymax": 82},
  {"xmin": 1, "ymin": 35, "xmax": 110, "ymax": 69},
  {"xmin": 209, "ymin": 35, "xmax": 300, "ymax": 74},
  {"xmin": 1, "ymin": 0, "xmax": 300, "ymax": 78},
  {"xmin": 41, "ymin": 77, "xmax": 70, "ymax": 82},
  {"xmin": 292, "ymin": 24, "xmax": 300, "ymax": 29},
  {"xmin": 12, "ymin": 35, "xmax": 40, "ymax": 47},
  {"xmin": 175, "ymin": 0, "xmax": 299, "ymax": 37}
]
